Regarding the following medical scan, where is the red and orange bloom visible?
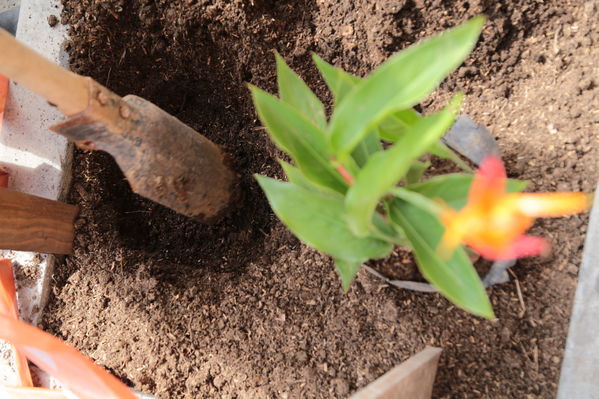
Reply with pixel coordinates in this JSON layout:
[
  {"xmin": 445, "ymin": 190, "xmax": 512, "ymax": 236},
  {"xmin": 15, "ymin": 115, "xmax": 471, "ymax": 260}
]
[
  {"xmin": 0, "ymin": 74, "xmax": 8, "ymax": 133},
  {"xmin": 0, "ymin": 259, "xmax": 136, "ymax": 399},
  {"xmin": 438, "ymin": 156, "xmax": 593, "ymax": 260}
]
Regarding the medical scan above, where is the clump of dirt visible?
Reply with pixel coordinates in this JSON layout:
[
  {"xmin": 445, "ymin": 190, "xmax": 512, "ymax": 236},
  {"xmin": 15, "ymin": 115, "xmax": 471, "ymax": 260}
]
[
  {"xmin": 13, "ymin": 256, "xmax": 41, "ymax": 290},
  {"xmin": 43, "ymin": 0, "xmax": 597, "ymax": 398}
]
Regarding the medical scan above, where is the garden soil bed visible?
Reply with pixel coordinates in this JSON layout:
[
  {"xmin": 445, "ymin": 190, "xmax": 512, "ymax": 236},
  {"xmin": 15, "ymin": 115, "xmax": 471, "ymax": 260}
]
[{"xmin": 42, "ymin": 0, "xmax": 598, "ymax": 398}]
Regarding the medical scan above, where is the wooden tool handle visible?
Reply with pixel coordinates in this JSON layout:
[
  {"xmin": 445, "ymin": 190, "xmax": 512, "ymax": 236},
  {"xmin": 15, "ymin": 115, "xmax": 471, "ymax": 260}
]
[
  {"xmin": 0, "ymin": 28, "xmax": 89, "ymax": 115},
  {"xmin": 0, "ymin": 188, "xmax": 78, "ymax": 254}
]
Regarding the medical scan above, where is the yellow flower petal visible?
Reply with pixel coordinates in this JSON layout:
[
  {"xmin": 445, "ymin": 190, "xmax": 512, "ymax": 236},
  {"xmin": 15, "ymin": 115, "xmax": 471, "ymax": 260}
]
[{"xmin": 508, "ymin": 192, "xmax": 593, "ymax": 218}]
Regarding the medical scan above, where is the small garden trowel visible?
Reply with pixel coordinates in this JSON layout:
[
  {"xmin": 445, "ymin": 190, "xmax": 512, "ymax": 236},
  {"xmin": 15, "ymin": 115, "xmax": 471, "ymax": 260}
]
[{"xmin": 0, "ymin": 28, "xmax": 234, "ymax": 221}]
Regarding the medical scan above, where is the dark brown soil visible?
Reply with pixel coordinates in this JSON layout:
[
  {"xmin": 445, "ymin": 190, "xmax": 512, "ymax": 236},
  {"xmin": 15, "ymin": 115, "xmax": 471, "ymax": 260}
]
[{"xmin": 43, "ymin": 0, "xmax": 598, "ymax": 398}]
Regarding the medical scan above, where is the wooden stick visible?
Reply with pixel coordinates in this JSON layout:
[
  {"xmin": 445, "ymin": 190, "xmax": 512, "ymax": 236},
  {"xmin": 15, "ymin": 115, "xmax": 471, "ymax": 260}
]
[
  {"xmin": 0, "ymin": 188, "xmax": 78, "ymax": 254},
  {"xmin": 0, "ymin": 28, "xmax": 89, "ymax": 116},
  {"xmin": 350, "ymin": 347, "xmax": 442, "ymax": 399},
  {"xmin": 0, "ymin": 167, "xmax": 8, "ymax": 189}
]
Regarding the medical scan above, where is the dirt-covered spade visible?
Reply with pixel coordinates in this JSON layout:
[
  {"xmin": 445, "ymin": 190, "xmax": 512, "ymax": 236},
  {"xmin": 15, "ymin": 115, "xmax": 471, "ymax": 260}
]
[{"xmin": 0, "ymin": 28, "xmax": 234, "ymax": 221}]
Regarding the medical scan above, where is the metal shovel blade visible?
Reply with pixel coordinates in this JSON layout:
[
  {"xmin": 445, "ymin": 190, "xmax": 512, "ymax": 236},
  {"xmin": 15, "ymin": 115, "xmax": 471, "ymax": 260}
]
[{"xmin": 50, "ymin": 79, "xmax": 235, "ymax": 221}]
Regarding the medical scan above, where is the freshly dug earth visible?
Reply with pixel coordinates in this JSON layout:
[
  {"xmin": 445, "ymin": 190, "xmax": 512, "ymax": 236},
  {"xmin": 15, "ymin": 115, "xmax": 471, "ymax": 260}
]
[{"xmin": 43, "ymin": 0, "xmax": 598, "ymax": 398}]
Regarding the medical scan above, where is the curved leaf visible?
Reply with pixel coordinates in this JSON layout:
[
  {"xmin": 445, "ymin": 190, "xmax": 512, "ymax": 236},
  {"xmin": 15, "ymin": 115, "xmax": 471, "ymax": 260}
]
[
  {"xmin": 312, "ymin": 53, "xmax": 361, "ymax": 107},
  {"xmin": 406, "ymin": 160, "xmax": 431, "ymax": 184},
  {"xmin": 256, "ymin": 175, "xmax": 392, "ymax": 262},
  {"xmin": 378, "ymin": 108, "xmax": 422, "ymax": 142},
  {"xmin": 428, "ymin": 141, "xmax": 473, "ymax": 172},
  {"xmin": 335, "ymin": 258, "xmax": 362, "ymax": 292},
  {"xmin": 329, "ymin": 16, "xmax": 485, "ymax": 157},
  {"xmin": 408, "ymin": 174, "xmax": 529, "ymax": 210},
  {"xmin": 250, "ymin": 86, "xmax": 347, "ymax": 192},
  {"xmin": 351, "ymin": 130, "xmax": 383, "ymax": 167},
  {"xmin": 389, "ymin": 199, "xmax": 494, "ymax": 319},
  {"xmin": 345, "ymin": 96, "xmax": 461, "ymax": 237},
  {"xmin": 276, "ymin": 52, "xmax": 327, "ymax": 128}
]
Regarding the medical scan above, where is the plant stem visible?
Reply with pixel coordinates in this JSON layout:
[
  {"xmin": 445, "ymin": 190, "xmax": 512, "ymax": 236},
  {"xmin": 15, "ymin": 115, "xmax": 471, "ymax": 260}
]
[
  {"xmin": 390, "ymin": 187, "xmax": 444, "ymax": 217},
  {"xmin": 330, "ymin": 157, "xmax": 355, "ymax": 185}
]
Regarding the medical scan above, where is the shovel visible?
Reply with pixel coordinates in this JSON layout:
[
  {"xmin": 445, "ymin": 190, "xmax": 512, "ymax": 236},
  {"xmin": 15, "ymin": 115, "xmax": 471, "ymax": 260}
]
[{"xmin": 0, "ymin": 28, "xmax": 235, "ymax": 221}]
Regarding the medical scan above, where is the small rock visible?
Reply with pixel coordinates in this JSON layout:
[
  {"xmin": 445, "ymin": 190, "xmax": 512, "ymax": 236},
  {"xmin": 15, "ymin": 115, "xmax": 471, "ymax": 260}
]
[
  {"xmin": 295, "ymin": 350, "xmax": 308, "ymax": 363},
  {"xmin": 47, "ymin": 15, "xmax": 59, "ymax": 27},
  {"xmin": 381, "ymin": 299, "xmax": 398, "ymax": 322},
  {"xmin": 500, "ymin": 327, "xmax": 512, "ymax": 343},
  {"xmin": 212, "ymin": 375, "xmax": 226, "ymax": 389},
  {"xmin": 340, "ymin": 25, "xmax": 354, "ymax": 37},
  {"xmin": 567, "ymin": 263, "xmax": 578, "ymax": 276},
  {"xmin": 332, "ymin": 378, "xmax": 350, "ymax": 396},
  {"xmin": 552, "ymin": 356, "xmax": 561, "ymax": 364}
]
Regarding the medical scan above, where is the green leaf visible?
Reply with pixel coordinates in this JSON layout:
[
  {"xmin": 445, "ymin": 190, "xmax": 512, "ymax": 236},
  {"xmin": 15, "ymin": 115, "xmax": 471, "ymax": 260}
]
[
  {"xmin": 405, "ymin": 160, "xmax": 431, "ymax": 184},
  {"xmin": 378, "ymin": 108, "xmax": 422, "ymax": 142},
  {"xmin": 276, "ymin": 52, "xmax": 327, "ymax": 129},
  {"xmin": 408, "ymin": 174, "xmax": 529, "ymax": 210},
  {"xmin": 335, "ymin": 258, "xmax": 362, "ymax": 292},
  {"xmin": 329, "ymin": 16, "xmax": 485, "ymax": 157},
  {"xmin": 345, "ymin": 96, "xmax": 461, "ymax": 237},
  {"xmin": 311, "ymin": 54, "xmax": 422, "ymax": 145},
  {"xmin": 256, "ymin": 176, "xmax": 392, "ymax": 262},
  {"xmin": 279, "ymin": 160, "xmax": 317, "ymax": 190},
  {"xmin": 312, "ymin": 53, "xmax": 361, "ymax": 107},
  {"xmin": 351, "ymin": 130, "xmax": 383, "ymax": 167},
  {"xmin": 429, "ymin": 141, "xmax": 472, "ymax": 172},
  {"xmin": 389, "ymin": 198, "xmax": 494, "ymax": 319},
  {"xmin": 250, "ymin": 86, "xmax": 347, "ymax": 193},
  {"xmin": 279, "ymin": 160, "xmax": 341, "ymax": 196}
]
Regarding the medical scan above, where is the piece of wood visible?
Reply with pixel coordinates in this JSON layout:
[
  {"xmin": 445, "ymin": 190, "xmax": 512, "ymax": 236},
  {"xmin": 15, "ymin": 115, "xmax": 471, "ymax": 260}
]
[
  {"xmin": 0, "ymin": 167, "xmax": 8, "ymax": 188},
  {"xmin": 0, "ymin": 188, "xmax": 78, "ymax": 254},
  {"xmin": 350, "ymin": 347, "xmax": 442, "ymax": 399},
  {"xmin": 0, "ymin": 28, "xmax": 89, "ymax": 116}
]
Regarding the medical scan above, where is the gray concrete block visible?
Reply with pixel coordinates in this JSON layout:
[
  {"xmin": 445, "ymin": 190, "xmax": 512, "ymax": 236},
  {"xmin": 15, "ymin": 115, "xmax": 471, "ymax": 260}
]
[{"xmin": 558, "ymin": 186, "xmax": 599, "ymax": 398}]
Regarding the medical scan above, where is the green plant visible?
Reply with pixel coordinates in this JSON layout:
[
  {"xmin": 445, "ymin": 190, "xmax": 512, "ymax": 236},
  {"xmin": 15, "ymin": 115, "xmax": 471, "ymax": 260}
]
[{"xmin": 250, "ymin": 16, "xmax": 502, "ymax": 318}]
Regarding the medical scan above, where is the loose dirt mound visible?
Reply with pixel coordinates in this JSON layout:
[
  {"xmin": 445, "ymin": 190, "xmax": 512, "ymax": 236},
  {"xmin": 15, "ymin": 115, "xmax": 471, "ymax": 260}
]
[{"xmin": 44, "ymin": 0, "xmax": 598, "ymax": 397}]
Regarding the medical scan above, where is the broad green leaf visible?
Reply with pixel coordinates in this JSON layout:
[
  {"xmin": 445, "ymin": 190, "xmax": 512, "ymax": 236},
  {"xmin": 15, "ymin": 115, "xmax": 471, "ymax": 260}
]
[
  {"xmin": 335, "ymin": 258, "xmax": 362, "ymax": 292},
  {"xmin": 312, "ymin": 53, "xmax": 361, "ymax": 107},
  {"xmin": 250, "ymin": 86, "xmax": 347, "ymax": 193},
  {"xmin": 329, "ymin": 16, "xmax": 485, "ymax": 157},
  {"xmin": 390, "ymin": 187, "xmax": 444, "ymax": 217},
  {"xmin": 276, "ymin": 52, "xmax": 327, "ymax": 128},
  {"xmin": 405, "ymin": 160, "xmax": 431, "ymax": 184},
  {"xmin": 311, "ymin": 54, "xmax": 422, "ymax": 144},
  {"xmin": 345, "ymin": 96, "xmax": 461, "ymax": 237},
  {"xmin": 377, "ymin": 111, "xmax": 472, "ymax": 172},
  {"xmin": 408, "ymin": 174, "xmax": 529, "ymax": 210},
  {"xmin": 256, "ymin": 176, "xmax": 392, "ymax": 262},
  {"xmin": 351, "ymin": 130, "xmax": 383, "ymax": 167},
  {"xmin": 429, "ymin": 141, "xmax": 472, "ymax": 172},
  {"xmin": 378, "ymin": 108, "xmax": 422, "ymax": 142},
  {"xmin": 279, "ymin": 160, "xmax": 341, "ymax": 196},
  {"xmin": 389, "ymin": 199, "xmax": 494, "ymax": 318},
  {"xmin": 279, "ymin": 160, "xmax": 316, "ymax": 191},
  {"xmin": 311, "ymin": 54, "xmax": 418, "ymax": 158},
  {"xmin": 373, "ymin": 211, "xmax": 407, "ymax": 246}
]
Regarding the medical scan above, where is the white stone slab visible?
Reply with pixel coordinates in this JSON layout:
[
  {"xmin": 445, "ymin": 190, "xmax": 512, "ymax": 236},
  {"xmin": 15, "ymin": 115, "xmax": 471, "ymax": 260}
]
[
  {"xmin": 0, "ymin": 3, "xmax": 156, "ymax": 397},
  {"xmin": 0, "ymin": 1, "xmax": 19, "ymax": 13},
  {"xmin": 0, "ymin": 0, "xmax": 71, "ymax": 387},
  {"xmin": 558, "ymin": 186, "xmax": 599, "ymax": 398}
]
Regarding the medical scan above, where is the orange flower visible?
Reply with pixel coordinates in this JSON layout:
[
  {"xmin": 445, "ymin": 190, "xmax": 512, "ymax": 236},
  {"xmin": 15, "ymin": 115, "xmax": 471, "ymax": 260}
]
[
  {"xmin": 438, "ymin": 156, "xmax": 593, "ymax": 260},
  {"xmin": 0, "ymin": 74, "xmax": 7, "ymax": 133},
  {"xmin": 0, "ymin": 259, "xmax": 136, "ymax": 399}
]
